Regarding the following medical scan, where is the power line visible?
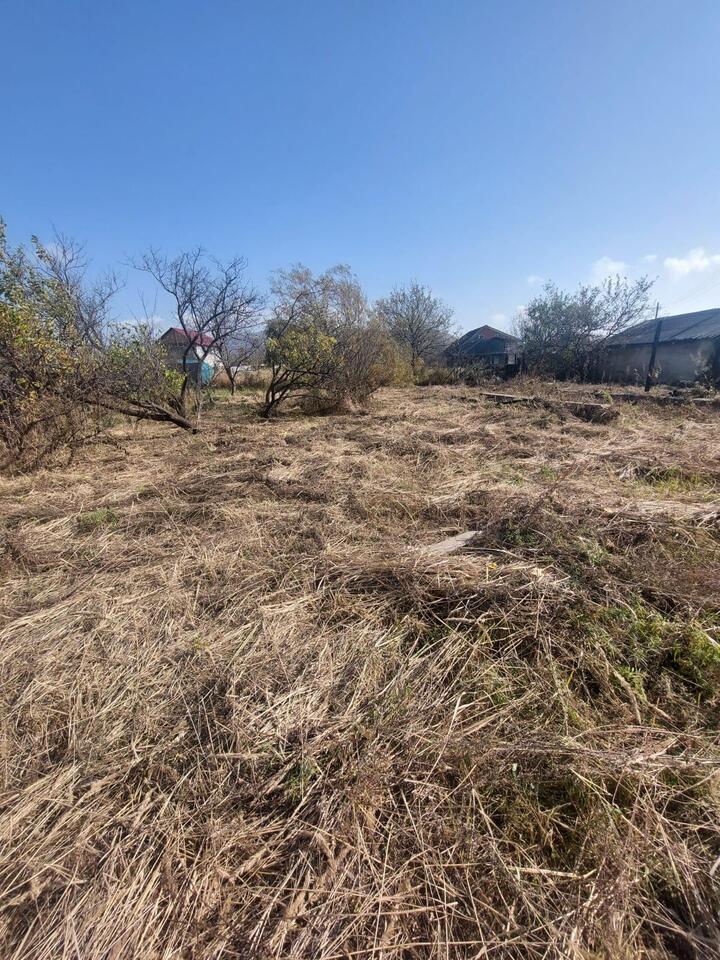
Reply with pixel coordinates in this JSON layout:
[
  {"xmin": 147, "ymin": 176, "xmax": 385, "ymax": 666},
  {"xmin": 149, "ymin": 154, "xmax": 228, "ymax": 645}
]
[{"xmin": 660, "ymin": 272, "xmax": 720, "ymax": 312}]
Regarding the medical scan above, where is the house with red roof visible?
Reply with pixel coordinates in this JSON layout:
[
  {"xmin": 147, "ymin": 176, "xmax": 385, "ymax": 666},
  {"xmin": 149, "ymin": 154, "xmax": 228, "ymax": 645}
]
[{"xmin": 158, "ymin": 327, "xmax": 220, "ymax": 384}]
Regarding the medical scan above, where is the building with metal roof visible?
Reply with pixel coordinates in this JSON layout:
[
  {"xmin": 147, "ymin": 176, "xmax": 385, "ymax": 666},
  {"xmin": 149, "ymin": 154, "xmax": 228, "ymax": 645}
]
[{"xmin": 602, "ymin": 308, "xmax": 720, "ymax": 385}]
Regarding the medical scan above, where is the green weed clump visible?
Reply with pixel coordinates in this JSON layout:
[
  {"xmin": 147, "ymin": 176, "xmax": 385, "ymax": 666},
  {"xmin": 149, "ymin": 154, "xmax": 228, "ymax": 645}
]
[
  {"xmin": 76, "ymin": 507, "xmax": 119, "ymax": 532},
  {"xmin": 588, "ymin": 604, "xmax": 720, "ymax": 700},
  {"xmin": 636, "ymin": 465, "xmax": 716, "ymax": 495},
  {"xmin": 671, "ymin": 619, "xmax": 720, "ymax": 691}
]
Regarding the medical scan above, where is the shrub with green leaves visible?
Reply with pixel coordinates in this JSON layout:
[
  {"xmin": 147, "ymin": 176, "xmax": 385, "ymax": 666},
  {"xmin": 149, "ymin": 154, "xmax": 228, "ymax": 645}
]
[
  {"xmin": 263, "ymin": 323, "xmax": 337, "ymax": 417},
  {"xmin": 92, "ymin": 326, "xmax": 190, "ymax": 428},
  {"xmin": 0, "ymin": 221, "xmax": 194, "ymax": 471},
  {"xmin": 262, "ymin": 265, "xmax": 408, "ymax": 417},
  {"xmin": 0, "ymin": 299, "xmax": 92, "ymax": 471}
]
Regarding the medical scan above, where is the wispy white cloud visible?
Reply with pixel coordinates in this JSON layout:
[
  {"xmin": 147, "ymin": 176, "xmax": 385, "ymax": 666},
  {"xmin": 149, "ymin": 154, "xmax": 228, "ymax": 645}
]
[
  {"xmin": 584, "ymin": 247, "xmax": 720, "ymax": 314},
  {"xmin": 591, "ymin": 256, "xmax": 627, "ymax": 282},
  {"xmin": 663, "ymin": 247, "xmax": 720, "ymax": 279},
  {"xmin": 491, "ymin": 312, "xmax": 506, "ymax": 324},
  {"xmin": 505, "ymin": 246, "xmax": 720, "ymax": 340}
]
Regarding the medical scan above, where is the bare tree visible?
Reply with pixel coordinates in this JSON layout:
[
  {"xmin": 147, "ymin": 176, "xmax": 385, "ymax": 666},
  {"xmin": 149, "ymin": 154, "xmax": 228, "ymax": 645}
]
[
  {"xmin": 516, "ymin": 275, "xmax": 654, "ymax": 379},
  {"xmin": 270, "ymin": 263, "xmax": 369, "ymax": 336},
  {"xmin": 135, "ymin": 247, "xmax": 260, "ymax": 412},
  {"xmin": 34, "ymin": 229, "xmax": 120, "ymax": 349},
  {"xmin": 375, "ymin": 281, "xmax": 454, "ymax": 373},
  {"xmin": 593, "ymin": 275, "xmax": 656, "ymax": 348},
  {"xmin": 216, "ymin": 330, "xmax": 265, "ymax": 395}
]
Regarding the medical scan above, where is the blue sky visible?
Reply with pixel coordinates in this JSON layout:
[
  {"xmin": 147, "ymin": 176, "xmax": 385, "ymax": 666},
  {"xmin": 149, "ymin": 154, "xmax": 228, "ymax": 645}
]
[{"xmin": 3, "ymin": 0, "xmax": 720, "ymax": 332}]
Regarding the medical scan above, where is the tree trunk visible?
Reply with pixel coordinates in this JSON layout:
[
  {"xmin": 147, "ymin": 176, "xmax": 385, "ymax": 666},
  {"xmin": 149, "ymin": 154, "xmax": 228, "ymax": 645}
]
[
  {"xmin": 92, "ymin": 398, "xmax": 197, "ymax": 432},
  {"xmin": 178, "ymin": 374, "xmax": 192, "ymax": 416}
]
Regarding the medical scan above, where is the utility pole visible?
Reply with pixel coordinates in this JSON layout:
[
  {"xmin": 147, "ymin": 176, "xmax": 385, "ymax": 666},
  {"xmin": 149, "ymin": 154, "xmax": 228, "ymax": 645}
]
[{"xmin": 644, "ymin": 303, "xmax": 662, "ymax": 393}]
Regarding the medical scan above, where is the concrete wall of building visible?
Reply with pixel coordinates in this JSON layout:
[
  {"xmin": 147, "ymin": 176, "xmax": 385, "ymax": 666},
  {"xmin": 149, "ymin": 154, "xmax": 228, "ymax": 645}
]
[{"xmin": 601, "ymin": 339, "xmax": 718, "ymax": 384}]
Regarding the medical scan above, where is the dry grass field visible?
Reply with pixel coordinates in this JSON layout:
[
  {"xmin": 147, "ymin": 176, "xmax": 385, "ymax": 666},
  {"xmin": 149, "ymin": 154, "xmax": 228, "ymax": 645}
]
[{"xmin": 1, "ymin": 384, "xmax": 719, "ymax": 959}]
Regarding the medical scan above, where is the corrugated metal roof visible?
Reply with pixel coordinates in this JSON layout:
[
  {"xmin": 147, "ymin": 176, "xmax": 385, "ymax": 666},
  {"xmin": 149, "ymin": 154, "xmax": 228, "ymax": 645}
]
[{"xmin": 607, "ymin": 308, "xmax": 720, "ymax": 346}]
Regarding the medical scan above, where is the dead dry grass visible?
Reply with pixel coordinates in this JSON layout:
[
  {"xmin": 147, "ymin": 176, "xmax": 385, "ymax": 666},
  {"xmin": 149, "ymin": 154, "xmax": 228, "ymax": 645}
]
[{"xmin": 1, "ymin": 386, "xmax": 719, "ymax": 959}]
